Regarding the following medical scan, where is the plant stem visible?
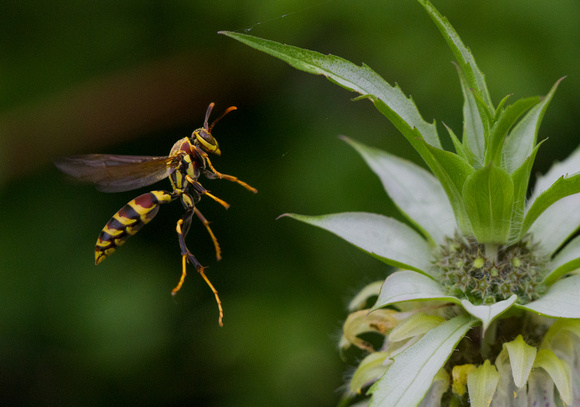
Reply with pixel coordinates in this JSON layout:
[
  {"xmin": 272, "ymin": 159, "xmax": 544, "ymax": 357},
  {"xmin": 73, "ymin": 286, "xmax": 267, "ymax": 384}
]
[{"xmin": 485, "ymin": 243, "xmax": 498, "ymax": 262}]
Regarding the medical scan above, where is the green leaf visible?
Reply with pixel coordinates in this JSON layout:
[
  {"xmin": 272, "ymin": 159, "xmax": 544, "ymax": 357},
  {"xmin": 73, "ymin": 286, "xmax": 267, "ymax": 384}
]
[
  {"xmin": 506, "ymin": 141, "xmax": 545, "ymax": 244},
  {"xmin": 517, "ymin": 275, "xmax": 580, "ymax": 318},
  {"xmin": 486, "ymin": 96, "xmax": 540, "ymax": 165},
  {"xmin": 521, "ymin": 172, "xmax": 580, "ymax": 238},
  {"xmin": 282, "ymin": 212, "xmax": 433, "ymax": 275},
  {"xmin": 544, "ymin": 235, "xmax": 580, "ymax": 284},
  {"xmin": 220, "ymin": 31, "xmax": 441, "ymax": 150},
  {"xmin": 533, "ymin": 349, "xmax": 572, "ymax": 405},
  {"xmin": 444, "ymin": 123, "xmax": 470, "ymax": 163},
  {"xmin": 467, "ymin": 360, "xmax": 500, "ymax": 407},
  {"xmin": 454, "ymin": 63, "xmax": 485, "ymax": 167},
  {"xmin": 503, "ymin": 335, "xmax": 537, "ymax": 388},
  {"xmin": 462, "ymin": 164, "xmax": 514, "ymax": 243},
  {"xmin": 368, "ymin": 315, "xmax": 475, "ymax": 407},
  {"xmin": 418, "ymin": 0, "xmax": 493, "ymax": 110},
  {"xmin": 421, "ymin": 140, "xmax": 475, "ymax": 235},
  {"xmin": 460, "ymin": 295, "xmax": 516, "ymax": 333},
  {"xmin": 372, "ymin": 270, "xmax": 459, "ymax": 311},
  {"xmin": 493, "ymin": 94, "xmax": 512, "ymax": 121},
  {"xmin": 343, "ymin": 136, "xmax": 456, "ymax": 245},
  {"xmin": 503, "ymin": 78, "xmax": 564, "ymax": 174}
]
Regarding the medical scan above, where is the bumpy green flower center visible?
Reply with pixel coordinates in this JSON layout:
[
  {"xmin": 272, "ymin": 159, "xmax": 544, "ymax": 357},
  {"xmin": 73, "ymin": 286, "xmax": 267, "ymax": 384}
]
[{"xmin": 434, "ymin": 234, "xmax": 548, "ymax": 304}]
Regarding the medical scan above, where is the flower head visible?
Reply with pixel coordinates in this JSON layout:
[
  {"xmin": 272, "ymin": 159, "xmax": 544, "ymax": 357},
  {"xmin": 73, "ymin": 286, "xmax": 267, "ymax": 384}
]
[{"xmin": 223, "ymin": 0, "xmax": 580, "ymax": 405}]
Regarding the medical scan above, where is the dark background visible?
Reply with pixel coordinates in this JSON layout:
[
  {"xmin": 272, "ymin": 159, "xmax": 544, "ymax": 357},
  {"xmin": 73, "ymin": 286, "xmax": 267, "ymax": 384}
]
[{"xmin": 1, "ymin": 0, "xmax": 578, "ymax": 405}]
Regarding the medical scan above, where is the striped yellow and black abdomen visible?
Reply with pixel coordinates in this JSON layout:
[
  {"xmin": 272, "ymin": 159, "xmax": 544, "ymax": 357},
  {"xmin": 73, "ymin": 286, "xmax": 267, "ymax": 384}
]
[{"xmin": 95, "ymin": 191, "xmax": 174, "ymax": 265}]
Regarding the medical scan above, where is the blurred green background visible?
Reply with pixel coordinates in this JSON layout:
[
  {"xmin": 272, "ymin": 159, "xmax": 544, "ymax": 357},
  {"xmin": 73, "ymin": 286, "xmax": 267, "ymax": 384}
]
[{"xmin": 1, "ymin": 0, "xmax": 578, "ymax": 405}]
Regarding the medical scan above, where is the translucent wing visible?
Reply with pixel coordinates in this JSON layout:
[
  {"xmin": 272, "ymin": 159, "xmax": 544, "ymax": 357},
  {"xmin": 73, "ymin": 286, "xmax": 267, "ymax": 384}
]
[{"xmin": 55, "ymin": 154, "xmax": 180, "ymax": 192}]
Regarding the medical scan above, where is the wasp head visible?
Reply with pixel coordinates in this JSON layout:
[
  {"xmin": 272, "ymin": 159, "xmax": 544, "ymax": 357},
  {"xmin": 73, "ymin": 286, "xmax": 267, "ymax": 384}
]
[
  {"xmin": 191, "ymin": 103, "xmax": 237, "ymax": 156},
  {"xmin": 193, "ymin": 128, "xmax": 221, "ymax": 156}
]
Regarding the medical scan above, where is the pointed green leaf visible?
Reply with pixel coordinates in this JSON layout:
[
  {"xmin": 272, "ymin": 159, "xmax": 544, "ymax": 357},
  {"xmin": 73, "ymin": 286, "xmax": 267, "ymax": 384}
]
[
  {"xmin": 454, "ymin": 63, "xmax": 485, "ymax": 167},
  {"xmin": 503, "ymin": 335, "xmax": 537, "ymax": 388},
  {"xmin": 423, "ymin": 140, "xmax": 476, "ymax": 199},
  {"xmin": 460, "ymin": 295, "xmax": 517, "ymax": 333},
  {"xmin": 372, "ymin": 270, "xmax": 459, "ymax": 311},
  {"xmin": 421, "ymin": 140, "xmax": 475, "ymax": 235},
  {"xmin": 544, "ymin": 235, "xmax": 580, "ymax": 284},
  {"xmin": 533, "ymin": 349, "xmax": 572, "ymax": 405},
  {"xmin": 467, "ymin": 360, "xmax": 500, "ymax": 407},
  {"xmin": 343, "ymin": 136, "xmax": 456, "ymax": 244},
  {"xmin": 462, "ymin": 164, "xmax": 514, "ymax": 243},
  {"xmin": 517, "ymin": 275, "xmax": 580, "ymax": 318},
  {"xmin": 494, "ymin": 94, "xmax": 512, "ymax": 120},
  {"xmin": 503, "ymin": 78, "xmax": 564, "ymax": 174},
  {"xmin": 486, "ymin": 96, "xmax": 540, "ymax": 165},
  {"xmin": 444, "ymin": 123, "xmax": 470, "ymax": 163},
  {"xmin": 521, "ymin": 172, "xmax": 580, "ymax": 238},
  {"xmin": 220, "ymin": 31, "xmax": 441, "ymax": 150},
  {"xmin": 283, "ymin": 212, "xmax": 433, "ymax": 275},
  {"xmin": 419, "ymin": 0, "xmax": 493, "ymax": 110},
  {"xmin": 368, "ymin": 315, "xmax": 475, "ymax": 407},
  {"xmin": 507, "ymin": 141, "xmax": 545, "ymax": 244}
]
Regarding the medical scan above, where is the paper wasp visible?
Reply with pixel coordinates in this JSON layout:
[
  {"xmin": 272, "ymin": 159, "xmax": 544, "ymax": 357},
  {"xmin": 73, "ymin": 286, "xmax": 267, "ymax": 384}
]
[{"xmin": 55, "ymin": 103, "xmax": 257, "ymax": 326}]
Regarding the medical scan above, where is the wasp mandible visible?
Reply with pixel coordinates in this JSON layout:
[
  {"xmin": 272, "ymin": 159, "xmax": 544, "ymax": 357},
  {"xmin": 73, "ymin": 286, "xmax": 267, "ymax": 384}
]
[{"xmin": 55, "ymin": 103, "xmax": 257, "ymax": 326}]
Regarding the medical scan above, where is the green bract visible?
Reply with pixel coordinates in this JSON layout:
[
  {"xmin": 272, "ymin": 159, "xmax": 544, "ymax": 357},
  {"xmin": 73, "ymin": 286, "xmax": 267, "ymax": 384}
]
[{"xmin": 222, "ymin": 0, "xmax": 580, "ymax": 405}]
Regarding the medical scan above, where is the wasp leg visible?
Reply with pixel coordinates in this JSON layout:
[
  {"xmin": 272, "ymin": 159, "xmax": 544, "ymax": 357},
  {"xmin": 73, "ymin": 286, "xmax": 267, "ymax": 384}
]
[
  {"xmin": 95, "ymin": 191, "xmax": 176, "ymax": 265},
  {"xmin": 173, "ymin": 200, "xmax": 223, "ymax": 326},
  {"xmin": 193, "ymin": 145, "xmax": 258, "ymax": 193},
  {"xmin": 185, "ymin": 175, "xmax": 230, "ymax": 209},
  {"xmin": 194, "ymin": 207, "xmax": 221, "ymax": 261}
]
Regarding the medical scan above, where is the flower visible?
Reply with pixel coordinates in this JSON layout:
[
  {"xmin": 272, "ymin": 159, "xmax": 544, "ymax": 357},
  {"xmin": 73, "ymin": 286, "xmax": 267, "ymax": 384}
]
[{"xmin": 222, "ymin": 0, "xmax": 580, "ymax": 405}]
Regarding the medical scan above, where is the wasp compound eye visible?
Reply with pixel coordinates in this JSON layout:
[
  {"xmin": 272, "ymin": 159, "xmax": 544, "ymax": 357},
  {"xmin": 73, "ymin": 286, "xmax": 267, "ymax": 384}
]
[{"xmin": 194, "ymin": 129, "xmax": 221, "ymax": 155}]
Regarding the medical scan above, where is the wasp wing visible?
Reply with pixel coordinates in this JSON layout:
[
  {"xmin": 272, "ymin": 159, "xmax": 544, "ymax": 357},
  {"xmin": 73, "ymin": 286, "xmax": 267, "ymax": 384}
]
[{"xmin": 55, "ymin": 154, "xmax": 180, "ymax": 193}]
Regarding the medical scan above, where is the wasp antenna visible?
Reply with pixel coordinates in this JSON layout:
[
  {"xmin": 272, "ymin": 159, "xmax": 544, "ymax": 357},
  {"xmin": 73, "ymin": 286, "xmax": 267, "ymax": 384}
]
[
  {"xmin": 208, "ymin": 105, "xmax": 237, "ymax": 132},
  {"xmin": 204, "ymin": 102, "xmax": 216, "ymax": 130}
]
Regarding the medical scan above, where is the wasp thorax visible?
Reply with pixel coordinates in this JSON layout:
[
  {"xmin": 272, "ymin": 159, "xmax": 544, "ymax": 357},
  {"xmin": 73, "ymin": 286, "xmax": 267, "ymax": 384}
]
[
  {"xmin": 169, "ymin": 137, "xmax": 195, "ymax": 157},
  {"xmin": 193, "ymin": 129, "xmax": 221, "ymax": 156}
]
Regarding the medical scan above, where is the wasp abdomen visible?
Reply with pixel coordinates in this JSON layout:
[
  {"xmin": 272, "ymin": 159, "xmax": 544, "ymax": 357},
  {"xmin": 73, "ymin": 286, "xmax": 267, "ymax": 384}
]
[{"xmin": 95, "ymin": 191, "xmax": 174, "ymax": 265}]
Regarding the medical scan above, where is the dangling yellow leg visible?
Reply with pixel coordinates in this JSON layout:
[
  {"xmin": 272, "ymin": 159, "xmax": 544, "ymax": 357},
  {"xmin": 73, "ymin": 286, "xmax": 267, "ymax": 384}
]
[
  {"xmin": 172, "ymin": 255, "xmax": 224, "ymax": 327},
  {"xmin": 174, "ymin": 202, "xmax": 224, "ymax": 326}
]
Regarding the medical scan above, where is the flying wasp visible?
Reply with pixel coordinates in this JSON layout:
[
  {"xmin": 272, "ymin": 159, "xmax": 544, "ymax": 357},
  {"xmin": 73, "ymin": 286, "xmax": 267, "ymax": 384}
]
[{"xmin": 55, "ymin": 103, "xmax": 257, "ymax": 326}]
